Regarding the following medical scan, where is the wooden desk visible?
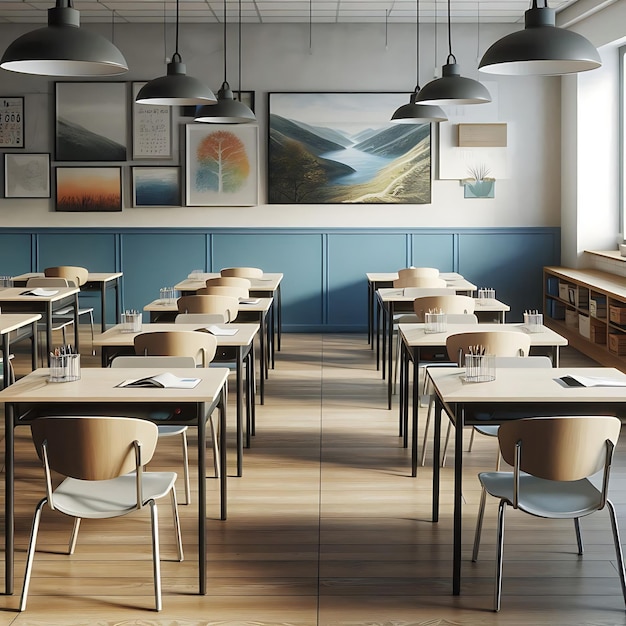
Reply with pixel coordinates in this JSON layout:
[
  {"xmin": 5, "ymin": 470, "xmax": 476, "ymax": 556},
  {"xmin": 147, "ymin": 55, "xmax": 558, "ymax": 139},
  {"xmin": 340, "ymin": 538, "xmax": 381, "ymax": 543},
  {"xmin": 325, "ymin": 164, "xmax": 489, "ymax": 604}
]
[
  {"xmin": 175, "ymin": 272, "xmax": 284, "ymax": 359},
  {"xmin": 0, "ymin": 314, "xmax": 41, "ymax": 388},
  {"xmin": 0, "ymin": 366, "xmax": 229, "ymax": 596},
  {"xmin": 426, "ymin": 366, "xmax": 626, "ymax": 597},
  {"xmin": 398, "ymin": 322, "xmax": 569, "ymax": 473},
  {"xmin": 94, "ymin": 322, "xmax": 258, "ymax": 475},
  {"xmin": 143, "ymin": 297, "xmax": 272, "ymax": 399},
  {"xmin": 366, "ymin": 272, "xmax": 477, "ymax": 345},
  {"xmin": 0, "ymin": 287, "xmax": 80, "ymax": 363},
  {"xmin": 13, "ymin": 272, "xmax": 123, "ymax": 333}
]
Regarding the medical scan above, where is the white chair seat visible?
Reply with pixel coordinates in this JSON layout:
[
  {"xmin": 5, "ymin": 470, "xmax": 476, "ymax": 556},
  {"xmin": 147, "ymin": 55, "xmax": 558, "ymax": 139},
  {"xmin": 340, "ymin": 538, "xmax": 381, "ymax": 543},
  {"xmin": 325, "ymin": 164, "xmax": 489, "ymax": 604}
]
[
  {"xmin": 479, "ymin": 472, "xmax": 604, "ymax": 519},
  {"xmin": 53, "ymin": 471, "xmax": 178, "ymax": 519}
]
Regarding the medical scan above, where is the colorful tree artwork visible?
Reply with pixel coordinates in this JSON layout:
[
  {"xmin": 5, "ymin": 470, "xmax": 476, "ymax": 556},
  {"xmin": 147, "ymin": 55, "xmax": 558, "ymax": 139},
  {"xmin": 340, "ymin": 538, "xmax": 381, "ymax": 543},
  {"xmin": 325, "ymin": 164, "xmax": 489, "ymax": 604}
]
[
  {"xmin": 195, "ymin": 130, "xmax": 250, "ymax": 194},
  {"xmin": 185, "ymin": 125, "xmax": 258, "ymax": 206}
]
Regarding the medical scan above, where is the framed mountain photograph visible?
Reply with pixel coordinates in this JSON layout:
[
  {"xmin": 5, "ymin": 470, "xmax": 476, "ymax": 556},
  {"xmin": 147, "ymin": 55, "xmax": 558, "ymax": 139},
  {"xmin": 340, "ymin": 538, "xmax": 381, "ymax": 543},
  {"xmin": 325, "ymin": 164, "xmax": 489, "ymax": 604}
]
[{"xmin": 268, "ymin": 92, "xmax": 431, "ymax": 204}]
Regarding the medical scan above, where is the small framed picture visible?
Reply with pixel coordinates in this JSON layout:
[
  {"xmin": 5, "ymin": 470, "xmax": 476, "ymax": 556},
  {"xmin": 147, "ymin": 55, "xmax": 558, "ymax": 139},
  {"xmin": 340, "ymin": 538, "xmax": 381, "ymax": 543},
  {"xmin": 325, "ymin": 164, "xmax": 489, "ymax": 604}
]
[
  {"xmin": 0, "ymin": 97, "xmax": 24, "ymax": 148},
  {"xmin": 132, "ymin": 82, "xmax": 172, "ymax": 159},
  {"xmin": 55, "ymin": 166, "xmax": 122, "ymax": 212},
  {"xmin": 4, "ymin": 153, "xmax": 50, "ymax": 198},
  {"xmin": 132, "ymin": 166, "xmax": 180, "ymax": 207}
]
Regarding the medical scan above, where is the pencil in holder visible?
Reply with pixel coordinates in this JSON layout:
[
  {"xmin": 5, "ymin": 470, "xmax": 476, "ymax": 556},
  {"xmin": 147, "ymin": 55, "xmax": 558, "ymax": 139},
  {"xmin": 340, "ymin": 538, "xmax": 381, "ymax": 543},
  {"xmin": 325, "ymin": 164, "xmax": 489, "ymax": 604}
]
[
  {"xmin": 49, "ymin": 353, "xmax": 81, "ymax": 383},
  {"xmin": 464, "ymin": 353, "xmax": 496, "ymax": 383},
  {"xmin": 121, "ymin": 311, "xmax": 142, "ymax": 333}
]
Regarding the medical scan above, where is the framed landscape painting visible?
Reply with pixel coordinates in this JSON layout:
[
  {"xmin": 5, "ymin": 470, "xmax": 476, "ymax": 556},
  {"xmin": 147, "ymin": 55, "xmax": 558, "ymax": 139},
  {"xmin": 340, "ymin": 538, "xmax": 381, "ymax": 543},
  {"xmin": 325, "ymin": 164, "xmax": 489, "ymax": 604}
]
[
  {"xmin": 132, "ymin": 166, "xmax": 180, "ymax": 207},
  {"xmin": 55, "ymin": 167, "xmax": 122, "ymax": 212},
  {"xmin": 185, "ymin": 124, "xmax": 258, "ymax": 206},
  {"xmin": 55, "ymin": 82, "xmax": 127, "ymax": 161},
  {"xmin": 268, "ymin": 92, "xmax": 431, "ymax": 204}
]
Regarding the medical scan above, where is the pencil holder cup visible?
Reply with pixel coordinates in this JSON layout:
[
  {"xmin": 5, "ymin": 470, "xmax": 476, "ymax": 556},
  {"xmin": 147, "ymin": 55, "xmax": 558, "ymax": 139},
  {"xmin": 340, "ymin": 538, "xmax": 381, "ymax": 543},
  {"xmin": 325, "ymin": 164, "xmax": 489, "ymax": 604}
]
[
  {"xmin": 424, "ymin": 312, "xmax": 447, "ymax": 334},
  {"xmin": 49, "ymin": 353, "xmax": 80, "ymax": 383},
  {"xmin": 464, "ymin": 354, "xmax": 496, "ymax": 383},
  {"xmin": 478, "ymin": 288, "xmax": 496, "ymax": 300},
  {"xmin": 523, "ymin": 312, "xmax": 543, "ymax": 333},
  {"xmin": 121, "ymin": 311, "xmax": 142, "ymax": 333},
  {"xmin": 0, "ymin": 276, "xmax": 13, "ymax": 288},
  {"xmin": 159, "ymin": 287, "xmax": 177, "ymax": 305}
]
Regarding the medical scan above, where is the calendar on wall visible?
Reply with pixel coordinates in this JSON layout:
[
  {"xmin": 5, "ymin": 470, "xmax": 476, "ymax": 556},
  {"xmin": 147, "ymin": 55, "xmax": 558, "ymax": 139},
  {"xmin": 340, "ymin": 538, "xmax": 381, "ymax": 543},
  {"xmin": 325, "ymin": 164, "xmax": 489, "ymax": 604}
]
[
  {"xmin": 132, "ymin": 82, "xmax": 172, "ymax": 159},
  {"xmin": 0, "ymin": 97, "xmax": 24, "ymax": 148}
]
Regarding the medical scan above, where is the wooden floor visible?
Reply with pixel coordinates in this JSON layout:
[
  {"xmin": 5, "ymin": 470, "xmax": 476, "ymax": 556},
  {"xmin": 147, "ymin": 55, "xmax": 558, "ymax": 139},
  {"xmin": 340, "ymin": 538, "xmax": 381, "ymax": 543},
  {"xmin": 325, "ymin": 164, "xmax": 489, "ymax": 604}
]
[{"xmin": 1, "ymin": 331, "xmax": 626, "ymax": 625}]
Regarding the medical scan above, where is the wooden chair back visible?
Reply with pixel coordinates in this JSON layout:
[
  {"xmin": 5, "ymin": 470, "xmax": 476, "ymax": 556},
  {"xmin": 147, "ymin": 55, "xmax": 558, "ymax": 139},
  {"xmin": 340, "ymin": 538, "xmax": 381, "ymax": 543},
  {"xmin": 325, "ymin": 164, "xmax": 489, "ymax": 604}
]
[
  {"xmin": 498, "ymin": 416, "xmax": 621, "ymax": 482},
  {"xmin": 220, "ymin": 267, "xmax": 263, "ymax": 279},
  {"xmin": 27, "ymin": 277, "xmax": 69, "ymax": 288},
  {"xmin": 31, "ymin": 416, "xmax": 158, "ymax": 481},
  {"xmin": 176, "ymin": 294, "xmax": 239, "ymax": 322},
  {"xmin": 175, "ymin": 313, "xmax": 228, "ymax": 324},
  {"xmin": 44, "ymin": 266, "xmax": 88, "ymax": 287},
  {"xmin": 134, "ymin": 330, "xmax": 217, "ymax": 367},
  {"xmin": 394, "ymin": 276, "xmax": 447, "ymax": 288},
  {"xmin": 398, "ymin": 267, "xmax": 439, "ymax": 279},
  {"xmin": 446, "ymin": 330, "xmax": 531, "ymax": 365},
  {"xmin": 205, "ymin": 276, "xmax": 251, "ymax": 289},
  {"xmin": 111, "ymin": 355, "xmax": 196, "ymax": 369},
  {"xmin": 413, "ymin": 295, "xmax": 476, "ymax": 320},
  {"xmin": 197, "ymin": 285, "xmax": 249, "ymax": 299}
]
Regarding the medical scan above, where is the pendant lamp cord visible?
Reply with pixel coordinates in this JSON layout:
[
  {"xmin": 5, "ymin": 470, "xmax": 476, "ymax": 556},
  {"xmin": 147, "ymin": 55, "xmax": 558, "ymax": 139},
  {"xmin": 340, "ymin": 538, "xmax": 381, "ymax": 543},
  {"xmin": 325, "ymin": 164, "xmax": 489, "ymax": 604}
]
[
  {"xmin": 223, "ymin": 0, "xmax": 228, "ymax": 83},
  {"xmin": 237, "ymin": 0, "xmax": 242, "ymax": 100},
  {"xmin": 415, "ymin": 0, "xmax": 420, "ymax": 89},
  {"xmin": 173, "ymin": 0, "xmax": 181, "ymax": 62},
  {"xmin": 446, "ymin": 0, "xmax": 456, "ymax": 64}
]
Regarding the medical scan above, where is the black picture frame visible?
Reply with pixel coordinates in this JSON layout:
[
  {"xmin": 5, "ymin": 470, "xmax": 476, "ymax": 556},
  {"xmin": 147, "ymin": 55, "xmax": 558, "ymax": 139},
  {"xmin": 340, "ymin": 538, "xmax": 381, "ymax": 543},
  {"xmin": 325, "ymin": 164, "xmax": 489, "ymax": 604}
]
[
  {"xmin": 4, "ymin": 153, "xmax": 50, "ymax": 198},
  {"xmin": 55, "ymin": 166, "xmax": 123, "ymax": 212},
  {"xmin": 0, "ymin": 97, "xmax": 24, "ymax": 148}
]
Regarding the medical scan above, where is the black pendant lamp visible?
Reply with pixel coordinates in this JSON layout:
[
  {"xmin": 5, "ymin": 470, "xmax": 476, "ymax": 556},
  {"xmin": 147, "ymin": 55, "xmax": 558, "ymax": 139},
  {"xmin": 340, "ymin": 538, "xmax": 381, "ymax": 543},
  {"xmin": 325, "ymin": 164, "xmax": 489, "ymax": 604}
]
[
  {"xmin": 391, "ymin": 0, "xmax": 447, "ymax": 123},
  {"xmin": 1, "ymin": 0, "xmax": 128, "ymax": 76},
  {"xmin": 416, "ymin": 0, "xmax": 490, "ymax": 106},
  {"xmin": 479, "ymin": 0, "xmax": 601, "ymax": 75},
  {"xmin": 195, "ymin": 0, "xmax": 255, "ymax": 123},
  {"xmin": 135, "ymin": 0, "xmax": 216, "ymax": 106}
]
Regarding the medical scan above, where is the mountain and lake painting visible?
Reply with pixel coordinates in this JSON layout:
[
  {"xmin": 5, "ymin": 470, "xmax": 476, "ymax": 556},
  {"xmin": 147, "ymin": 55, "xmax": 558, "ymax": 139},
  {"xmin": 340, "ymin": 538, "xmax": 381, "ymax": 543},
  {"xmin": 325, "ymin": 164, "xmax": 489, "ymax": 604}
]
[{"xmin": 268, "ymin": 93, "xmax": 431, "ymax": 204}]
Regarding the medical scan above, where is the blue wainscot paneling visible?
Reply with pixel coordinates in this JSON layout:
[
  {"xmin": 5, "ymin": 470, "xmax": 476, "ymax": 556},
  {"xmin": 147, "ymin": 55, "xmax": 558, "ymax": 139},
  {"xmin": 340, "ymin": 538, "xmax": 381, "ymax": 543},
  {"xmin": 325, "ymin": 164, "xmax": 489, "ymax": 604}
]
[
  {"xmin": 0, "ymin": 227, "xmax": 561, "ymax": 332},
  {"xmin": 212, "ymin": 232, "xmax": 323, "ymax": 329}
]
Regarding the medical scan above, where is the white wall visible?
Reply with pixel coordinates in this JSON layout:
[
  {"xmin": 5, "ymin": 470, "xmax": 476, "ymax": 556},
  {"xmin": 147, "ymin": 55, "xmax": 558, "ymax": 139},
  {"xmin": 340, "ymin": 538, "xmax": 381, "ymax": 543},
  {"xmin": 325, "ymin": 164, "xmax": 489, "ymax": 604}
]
[{"xmin": 0, "ymin": 21, "xmax": 561, "ymax": 229}]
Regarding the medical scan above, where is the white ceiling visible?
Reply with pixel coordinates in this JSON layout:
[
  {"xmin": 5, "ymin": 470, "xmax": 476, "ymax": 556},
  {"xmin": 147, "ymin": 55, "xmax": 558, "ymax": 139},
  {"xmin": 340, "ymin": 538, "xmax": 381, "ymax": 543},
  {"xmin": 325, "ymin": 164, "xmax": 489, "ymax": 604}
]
[{"xmin": 0, "ymin": 0, "xmax": 581, "ymax": 25}]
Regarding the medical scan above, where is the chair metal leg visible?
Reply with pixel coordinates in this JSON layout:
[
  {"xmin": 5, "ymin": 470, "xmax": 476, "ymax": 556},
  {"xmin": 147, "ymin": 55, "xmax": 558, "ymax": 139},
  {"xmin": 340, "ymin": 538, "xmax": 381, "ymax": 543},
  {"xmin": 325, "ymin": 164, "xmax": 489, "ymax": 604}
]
[
  {"xmin": 20, "ymin": 498, "xmax": 47, "ymax": 612},
  {"xmin": 208, "ymin": 413, "xmax": 220, "ymax": 479},
  {"xmin": 149, "ymin": 500, "xmax": 162, "ymax": 612},
  {"xmin": 472, "ymin": 487, "xmax": 488, "ymax": 562},
  {"xmin": 441, "ymin": 420, "xmax": 453, "ymax": 467},
  {"xmin": 180, "ymin": 429, "xmax": 190, "ymax": 505},
  {"xmin": 468, "ymin": 427, "xmax": 476, "ymax": 452},
  {"xmin": 88, "ymin": 310, "xmax": 95, "ymax": 355},
  {"xmin": 421, "ymin": 398, "xmax": 433, "ymax": 466},
  {"xmin": 606, "ymin": 499, "xmax": 626, "ymax": 607},
  {"xmin": 574, "ymin": 517, "xmax": 583, "ymax": 555},
  {"xmin": 169, "ymin": 488, "xmax": 184, "ymax": 562},
  {"xmin": 68, "ymin": 517, "xmax": 81, "ymax": 554},
  {"xmin": 494, "ymin": 500, "xmax": 507, "ymax": 612}
]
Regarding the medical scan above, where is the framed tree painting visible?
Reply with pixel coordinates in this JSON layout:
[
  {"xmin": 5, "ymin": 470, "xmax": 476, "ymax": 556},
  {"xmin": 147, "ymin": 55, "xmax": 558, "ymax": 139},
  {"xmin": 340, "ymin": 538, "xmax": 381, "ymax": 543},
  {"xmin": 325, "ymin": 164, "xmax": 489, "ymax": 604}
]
[
  {"xmin": 132, "ymin": 166, "xmax": 180, "ymax": 207},
  {"xmin": 55, "ymin": 166, "xmax": 122, "ymax": 212},
  {"xmin": 268, "ymin": 92, "xmax": 431, "ymax": 204},
  {"xmin": 185, "ymin": 124, "xmax": 258, "ymax": 206},
  {"xmin": 55, "ymin": 82, "xmax": 127, "ymax": 161},
  {"xmin": 4, "ymin": 153, "xmax": 50, "ymax": 198}
]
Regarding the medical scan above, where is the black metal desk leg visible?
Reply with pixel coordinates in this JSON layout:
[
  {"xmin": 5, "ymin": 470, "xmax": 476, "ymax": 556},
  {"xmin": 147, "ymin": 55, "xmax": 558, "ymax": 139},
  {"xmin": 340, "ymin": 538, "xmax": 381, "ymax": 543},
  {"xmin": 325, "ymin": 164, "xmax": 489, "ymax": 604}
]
[
  {"xmin": 198, "ymin": 402, "xmax": 207, "ymax": 594},
  {"xmin": 2, "ymin": 334, "xmax": 10, "ymax": 389},
  {"xmin": 5, "ymin": 403, "xmax": 14, "ymax": 594},
  {"xmin": 432, "ymin": 395, "xmax": 441, "ymax": 523},
  {"xmin": 276, "ymin": 285, "xmax": 282, "ymax": 352},
  {"xmin": 237, "ymin": 352, "xmax": 244, "ymax": 471},
  {"xmin": 453, "ymin": 406, "xmax": 464, "ymax": 595},
  {"xmin": 411, "ymin": 349, "xmax": 420, "ymax": 476},
  {"xmin": 100, "ymin": 282, "xmax": 107, "ymax": 333},
  {"xmin": 219, "ymin": 390, "xmax": 228, "ymax": 522}
]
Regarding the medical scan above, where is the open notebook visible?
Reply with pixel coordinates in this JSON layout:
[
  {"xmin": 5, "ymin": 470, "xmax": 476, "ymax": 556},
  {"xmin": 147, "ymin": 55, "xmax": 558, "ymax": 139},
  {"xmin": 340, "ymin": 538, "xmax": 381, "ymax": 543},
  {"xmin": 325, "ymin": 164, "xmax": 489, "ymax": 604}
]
[
  {"xmin": 117, "ymin": 372, "xmax": 201, "ymax": 389},
  {"xmin": 559, "ymin": 374, "xmax": 626, "ymax": 388}
]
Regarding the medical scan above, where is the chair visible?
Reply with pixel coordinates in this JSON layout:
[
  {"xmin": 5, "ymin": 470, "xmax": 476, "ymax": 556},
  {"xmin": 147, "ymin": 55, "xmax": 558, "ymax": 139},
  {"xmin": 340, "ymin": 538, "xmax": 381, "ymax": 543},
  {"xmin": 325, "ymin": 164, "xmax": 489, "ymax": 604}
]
[
  {"xmin": 221, "ymin": 266, "xmax": 263, "ymax": 279},
  {"xmin": 205, "ymin": 276, "xmax": 252, "ymax": 290},
  {"xmin": 472, "ymin": 415, "xmax": 626, "ymax": 612},
  {"xmin": 134, "ymin": 330, "xmax": 218, "ymax": 367},
  {"xmin": 426, "ymin": 331, "xmax": 532, "ymax": 467},
  {"xmin": 177, "ymin": 294, "xmax": 239, "ymax": 322},
  {"xmin": 26, "ymin": 277, "xmax": 95, "ymax": 357},
  {"xmin": 44, "ymin": 265, "xmax": 89, "ymax": 287},
  {"xmin": 175, "ymin": 312, "xmax": 228, "ymax": 325},
  {"xmin": 397, "ymin": 267, "xmax": 439, "ymax": 280},
  {"xmin": 198, "ymin": 285, "xmax": 249, "ymax": 299},
  {"xmin": 20, "ymin": 416, "xmax": 183, "ymax": 612},
  {"xmin": 111, "ymin": 354, "xmax": 218, "ymax": 504},
  {"xmin": 393, "ymin": 276, "xmax": 447, "ymax": 289}
]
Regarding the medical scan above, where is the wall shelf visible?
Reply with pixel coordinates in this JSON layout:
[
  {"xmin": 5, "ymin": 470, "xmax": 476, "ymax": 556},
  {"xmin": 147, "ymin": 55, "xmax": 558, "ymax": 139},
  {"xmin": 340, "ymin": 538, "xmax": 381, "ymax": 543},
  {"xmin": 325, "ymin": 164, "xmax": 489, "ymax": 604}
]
[{"xmin": 544, "ymin": 266, "xmax": 626, "ymax": 372}]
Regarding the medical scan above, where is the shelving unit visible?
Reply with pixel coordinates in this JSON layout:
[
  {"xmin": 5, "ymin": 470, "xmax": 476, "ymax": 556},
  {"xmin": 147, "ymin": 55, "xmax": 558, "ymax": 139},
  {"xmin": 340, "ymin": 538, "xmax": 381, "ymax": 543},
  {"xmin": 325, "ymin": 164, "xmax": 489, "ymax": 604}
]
[{"xmin": 544, "ymin": 266, "xmax": 626, "ymax": 371}]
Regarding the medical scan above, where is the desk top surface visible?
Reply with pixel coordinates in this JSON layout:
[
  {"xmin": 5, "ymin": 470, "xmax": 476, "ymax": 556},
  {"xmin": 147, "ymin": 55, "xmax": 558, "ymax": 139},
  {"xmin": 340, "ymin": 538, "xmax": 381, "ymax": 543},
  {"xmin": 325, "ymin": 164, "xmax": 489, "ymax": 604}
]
[
  {"xmin": 0, "ymin": 367, "xmax": 229, "ymax": 403},
  {"xmin": 367, "ymin": 271, "xmax": 464, "ymax": 282},
  {"xmin": 13, "ymin": 272, "xmax": 122, "ymax": 283},
  {"xmin": 428, "ymin": 366, "xmax": 626, "ymax": 403},
  {"xmin": 94, "ymin": 323, "xmax": 259, "ymax": 348},
  {"xmin": 0, "ymin": 286, "xmax": 79, "ymax": 302},
  {"xmin": 0, "ymin": 313, "xmax": 41, "ymax": 334},
  {"xmin": 176, "ymin": 273, "xmax": 283, "ymax": 292},
  {"xmin": 143, "ymin": 297, "xmax": 273, "ymax": 314},
  {"xmin": 399, "ymin": 323, "xmax": 568, "ymax": 347},
  {"xmin": 379, "ymin": 290, "xmax": 509, "ymax": 311}
]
